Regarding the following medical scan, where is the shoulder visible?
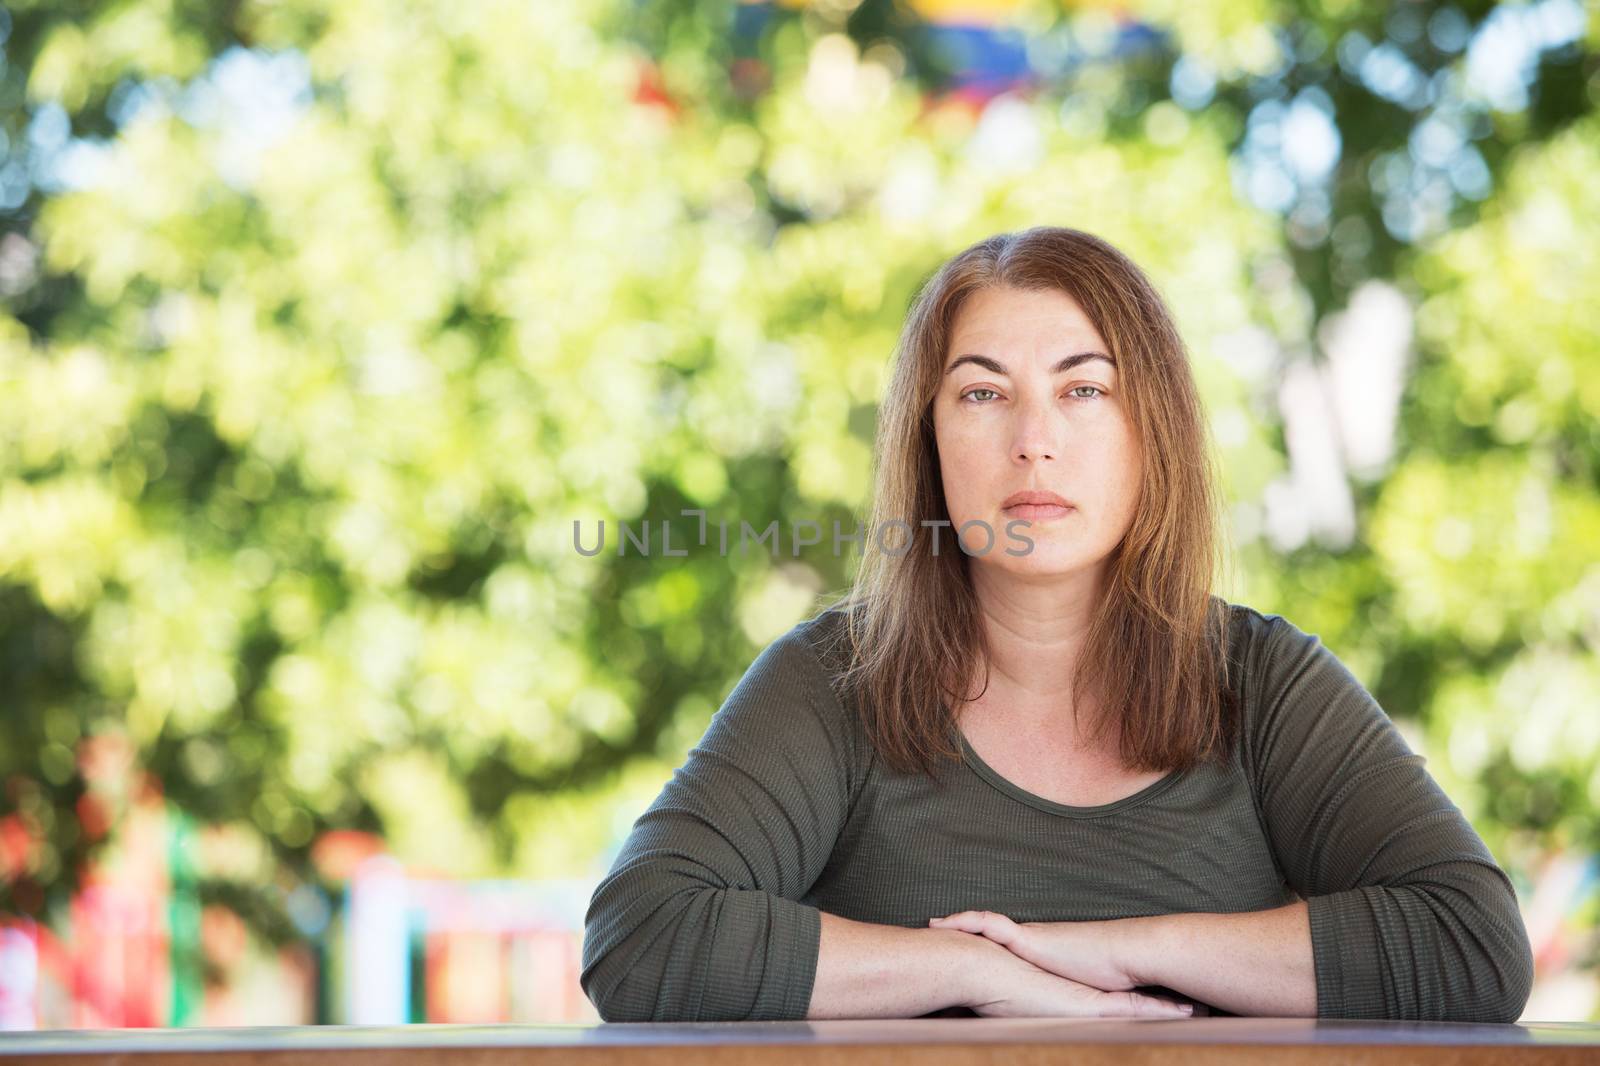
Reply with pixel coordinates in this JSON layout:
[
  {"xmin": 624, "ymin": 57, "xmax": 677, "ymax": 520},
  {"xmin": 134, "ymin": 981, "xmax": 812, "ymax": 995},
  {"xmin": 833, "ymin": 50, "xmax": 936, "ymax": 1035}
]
[
  {"xmin": 1214, "ymin": 598, "xmax": 1351, "ymax": 747},
  {"xmin": 750, "ymin": 605, "xmax": 848, "ymax": 684},
  {"xmin": 731, "ymin": 605, "xmax": 860, "ymax": 734},
  {"xmin": 1216, "ymin": 597, "xmax": 1321, "ymax": 685},
  {"xmin": 1216, "ymin": 598, "xmax": 1401, "ymax": 765},
  {"xmin": 777, "ymin": 604, "xmax": 871, "ymax": 739},
  {"xmin": 718, "ymin": 607, "xmax": 868, "ymax": 791},
  {"xmin": 1218, "ymin": 596, "xmax": 1289, "ymax": 643},
  {"xmin": 790, "ymin": 603, "xmax": 856, "ymax": 678}
]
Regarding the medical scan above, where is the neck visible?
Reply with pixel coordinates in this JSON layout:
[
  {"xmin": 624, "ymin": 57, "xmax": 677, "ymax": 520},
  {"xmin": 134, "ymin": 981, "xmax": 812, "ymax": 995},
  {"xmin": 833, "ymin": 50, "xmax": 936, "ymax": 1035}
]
[{"xmin": 965, "ymin": 562, "xmax": 1104, "ymax": 716}]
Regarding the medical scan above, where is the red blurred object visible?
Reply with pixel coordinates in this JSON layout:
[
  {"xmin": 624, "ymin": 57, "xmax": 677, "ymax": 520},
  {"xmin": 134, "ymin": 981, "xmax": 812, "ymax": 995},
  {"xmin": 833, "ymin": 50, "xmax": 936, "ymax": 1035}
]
[
  {"xmin": 633, "ymin": 58, "xmax": 680, "ymax": 117},
  {"xmin": 75, "ymin": 794, "xmax": 110, "ymax": 842},
  {"xmin": 425, "ymin": 930, "xmax": 507, "ymax": 1023},
  {"xmin": 0, "ymin": 815, "xmax": 35, "ymax": 880},
  {"xmin": 926, "ymin": 79, "xmax": 1041, "ymax": 120},
  {"xmin": 134, "ymin": 771, "xmax": 163, "ymax": 803},
  {"xmin": 68, "ymin": 883, "xmax": 169, "ymax": 1027},
  {"xmin": 730, "ymin": 56, "xmax": 771, "ymax": 98},
  {"xmin": 309, "ymin": 829, "xmax": 387, "ymax": 883}
]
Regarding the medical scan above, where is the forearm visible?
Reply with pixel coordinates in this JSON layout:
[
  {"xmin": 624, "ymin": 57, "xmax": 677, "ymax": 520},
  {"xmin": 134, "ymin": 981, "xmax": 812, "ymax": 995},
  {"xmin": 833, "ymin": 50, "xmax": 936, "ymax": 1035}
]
[
  {"xmin": 807, "ymin": 911, "xmax": 986, "ymax": 1018},
  {"xmin": 1123, "ymin": 901, "xmax": 1316, "ymax": 1017}
]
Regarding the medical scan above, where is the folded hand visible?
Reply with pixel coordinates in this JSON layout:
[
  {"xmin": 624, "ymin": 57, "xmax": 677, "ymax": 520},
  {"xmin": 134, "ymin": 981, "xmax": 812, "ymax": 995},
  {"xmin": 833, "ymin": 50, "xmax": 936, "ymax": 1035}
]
[{"xmin": 931, "ymin": 909, "xmax": 1210, "ymax": 1016}]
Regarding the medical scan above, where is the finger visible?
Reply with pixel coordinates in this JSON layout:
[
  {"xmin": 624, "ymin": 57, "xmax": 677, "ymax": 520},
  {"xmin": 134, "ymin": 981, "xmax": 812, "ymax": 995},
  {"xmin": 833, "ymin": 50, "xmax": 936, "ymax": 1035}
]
[
  {"xmin": 929, "ymin": 911, "xmax": 1023, "ymax": 946},
  {"xmin": 1143, "ymin": 997, "xmax": 1195, "ymax": 1019},
  {"xmin": 930, "ymin": 910, "xmax": 997, "ymax": 927},
  {"xmin": 1101, "ymin": 990, "xmax": 1194, "ymax": 1019}
]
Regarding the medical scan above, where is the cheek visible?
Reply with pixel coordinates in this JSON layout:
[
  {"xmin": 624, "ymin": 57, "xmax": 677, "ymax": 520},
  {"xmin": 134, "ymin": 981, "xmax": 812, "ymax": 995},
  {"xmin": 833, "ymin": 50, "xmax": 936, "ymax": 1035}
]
[
  {"xmin": 1105, "ymin": 426, "xmax": 1144, "ymax": 511},
  {"xmin": 937, "ymin": 404, "xmax": 1014, "ymax": 461},
  {"xmin": 933, "ymin": 421, "xmax": 994, "ymax": 515},
  {"xmin": 1078, "ymin": 420, "xmax": 1142, "ymax": 501},
  {"xmin": 1095, "ymin": 423, "xmax": 1140, "ymax": 475}
]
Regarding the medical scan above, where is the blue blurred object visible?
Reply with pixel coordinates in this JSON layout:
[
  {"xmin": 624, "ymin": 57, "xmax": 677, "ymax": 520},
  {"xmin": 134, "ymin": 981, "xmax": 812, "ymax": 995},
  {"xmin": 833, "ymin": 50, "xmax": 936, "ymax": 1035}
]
[
  {"xmin": 724, "ymin": 1, "xmax": 1171, "ymax": 102},
  {"xmin": 732, "ymin": 0, "xmax": 772, "ymax": 53},
  {"xmin": 927, "ymin": 22, "xmax": 1035, "ymax": 95}
]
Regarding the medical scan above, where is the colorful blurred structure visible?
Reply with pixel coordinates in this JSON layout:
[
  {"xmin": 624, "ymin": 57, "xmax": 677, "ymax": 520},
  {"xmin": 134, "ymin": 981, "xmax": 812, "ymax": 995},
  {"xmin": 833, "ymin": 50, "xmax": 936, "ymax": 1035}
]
[
  {"xmin": 343, "ymin": 858, "xmax": 595, "ymax": 1025},
  {"xmin": 734, "ymin": 0, "xmax": 1168, "ymax": 106},
  {"xmin": 0, "ymin": 789, "xmax": 597, "ymax": 1028}
]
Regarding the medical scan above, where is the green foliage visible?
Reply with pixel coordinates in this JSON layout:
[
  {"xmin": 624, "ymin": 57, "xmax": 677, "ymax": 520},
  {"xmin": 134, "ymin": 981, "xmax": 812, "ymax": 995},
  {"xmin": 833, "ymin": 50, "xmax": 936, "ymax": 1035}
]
[{"xmin": 0, "ymin": 0, "xmax": 1595, "ymax": 996}]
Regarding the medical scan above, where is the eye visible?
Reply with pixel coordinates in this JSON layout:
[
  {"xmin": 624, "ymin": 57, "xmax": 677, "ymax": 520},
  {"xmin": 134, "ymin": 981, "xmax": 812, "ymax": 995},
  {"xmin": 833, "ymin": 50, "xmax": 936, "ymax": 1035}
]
[
  {"xmin": 1068, "ymin": 385, "xmax": 1105, "ymax": 402},
  {"xmin": 960, "ymin": 387, "xmax": 999, "ymax": 404}
]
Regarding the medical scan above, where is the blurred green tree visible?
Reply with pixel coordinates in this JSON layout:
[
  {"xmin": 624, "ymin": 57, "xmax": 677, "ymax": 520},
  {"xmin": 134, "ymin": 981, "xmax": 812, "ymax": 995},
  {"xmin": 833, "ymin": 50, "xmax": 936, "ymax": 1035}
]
[{"xmin": 0, "ymin": 0, "xmax": 1595, "ymax": 1004}]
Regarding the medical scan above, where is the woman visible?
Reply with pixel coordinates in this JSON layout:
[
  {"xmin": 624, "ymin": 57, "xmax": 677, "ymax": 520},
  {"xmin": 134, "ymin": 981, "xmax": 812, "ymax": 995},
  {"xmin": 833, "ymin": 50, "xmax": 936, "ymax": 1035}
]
[{"xmin": 578, "ymin": 227, "xmax": 1535, "ymax": 1023}]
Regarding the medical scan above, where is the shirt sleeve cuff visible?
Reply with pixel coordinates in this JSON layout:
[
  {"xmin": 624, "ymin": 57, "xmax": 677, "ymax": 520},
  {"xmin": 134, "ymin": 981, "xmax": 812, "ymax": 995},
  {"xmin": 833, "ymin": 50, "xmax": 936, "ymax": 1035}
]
[{"xmin": 1307, "ymin": 888, "xmax": 1384, "ymax": 1018}]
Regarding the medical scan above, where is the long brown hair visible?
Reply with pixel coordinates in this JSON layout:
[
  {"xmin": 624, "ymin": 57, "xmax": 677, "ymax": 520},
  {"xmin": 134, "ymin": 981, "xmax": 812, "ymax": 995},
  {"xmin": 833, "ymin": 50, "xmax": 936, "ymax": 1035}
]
[{"xmin": 825, "ymin": 226, "xmax": 1239, "ymax": 783}]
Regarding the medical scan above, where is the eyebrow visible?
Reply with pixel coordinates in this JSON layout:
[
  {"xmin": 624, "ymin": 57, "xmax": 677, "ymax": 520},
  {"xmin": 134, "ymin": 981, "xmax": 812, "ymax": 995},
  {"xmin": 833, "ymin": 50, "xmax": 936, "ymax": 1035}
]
[{"xmin": 944, "ymin": 352, "xmax": 1116, "ymax": 376}]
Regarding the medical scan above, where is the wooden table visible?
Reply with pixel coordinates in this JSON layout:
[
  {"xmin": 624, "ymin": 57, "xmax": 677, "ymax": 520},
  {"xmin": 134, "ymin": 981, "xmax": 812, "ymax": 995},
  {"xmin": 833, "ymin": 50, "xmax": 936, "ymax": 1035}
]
[{"xmin": 4, "ymin": 1018, "xmax": 1600, "ymax": 1065}]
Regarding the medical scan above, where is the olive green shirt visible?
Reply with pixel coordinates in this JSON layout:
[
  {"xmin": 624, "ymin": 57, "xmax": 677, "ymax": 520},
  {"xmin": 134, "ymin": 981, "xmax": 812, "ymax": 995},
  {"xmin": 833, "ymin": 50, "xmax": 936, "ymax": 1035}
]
[{"xmin": 580, "ymin": 600, "xmax": 1534, "ymax": 1023}]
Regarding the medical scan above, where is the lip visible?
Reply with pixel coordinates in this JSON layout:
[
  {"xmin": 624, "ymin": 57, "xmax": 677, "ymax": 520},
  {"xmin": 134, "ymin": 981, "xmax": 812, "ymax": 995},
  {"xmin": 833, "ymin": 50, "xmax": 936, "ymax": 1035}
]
[
  {"xmin": 1004, "ymin": 502, "xmax": 1073, "ymax": 521},
  {"xmin": 1001, "ymin": 489, "xmax": 1074, "ymax": 510}
]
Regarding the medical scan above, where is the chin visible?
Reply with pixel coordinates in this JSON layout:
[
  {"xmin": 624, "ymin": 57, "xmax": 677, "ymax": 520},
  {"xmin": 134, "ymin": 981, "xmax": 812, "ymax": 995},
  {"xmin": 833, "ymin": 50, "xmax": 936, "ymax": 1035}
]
[{"xmin": 975, "ymin": 542, "xmax": 1098, "ymax": 578}]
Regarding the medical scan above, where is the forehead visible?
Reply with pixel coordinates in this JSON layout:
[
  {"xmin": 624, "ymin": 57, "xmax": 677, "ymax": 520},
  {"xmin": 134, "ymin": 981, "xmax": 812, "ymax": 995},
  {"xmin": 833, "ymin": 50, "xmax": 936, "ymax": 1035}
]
[{"xmin": 946, "ymin": 286, "xmax": 1109, "ymax": 365}]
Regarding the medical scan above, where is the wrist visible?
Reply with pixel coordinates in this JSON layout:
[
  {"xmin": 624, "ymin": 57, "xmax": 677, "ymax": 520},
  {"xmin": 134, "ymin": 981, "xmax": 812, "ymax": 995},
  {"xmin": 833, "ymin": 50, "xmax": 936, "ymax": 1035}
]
[
  {"xmin": 927, "ymin": 925, "xmax": 1006, "ymax": 1009},
  {"xmin": 1116, "ymin": 913, "xmax": 1172, "ymax": 988}
]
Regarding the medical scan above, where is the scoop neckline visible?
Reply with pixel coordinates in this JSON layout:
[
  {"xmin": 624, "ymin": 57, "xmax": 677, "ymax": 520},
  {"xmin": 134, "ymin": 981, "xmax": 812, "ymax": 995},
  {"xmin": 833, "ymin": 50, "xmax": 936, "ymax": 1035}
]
[{"xmin": 956, "ymin": 729, "xmax": 1189, "ymax": 819}]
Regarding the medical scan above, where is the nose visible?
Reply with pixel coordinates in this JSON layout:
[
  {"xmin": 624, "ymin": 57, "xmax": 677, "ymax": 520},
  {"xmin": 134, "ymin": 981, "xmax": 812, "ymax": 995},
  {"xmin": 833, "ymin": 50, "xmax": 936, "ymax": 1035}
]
[{"xmin": 1011, "ymin": 394, "xmax": 1058, "ymax": 463}]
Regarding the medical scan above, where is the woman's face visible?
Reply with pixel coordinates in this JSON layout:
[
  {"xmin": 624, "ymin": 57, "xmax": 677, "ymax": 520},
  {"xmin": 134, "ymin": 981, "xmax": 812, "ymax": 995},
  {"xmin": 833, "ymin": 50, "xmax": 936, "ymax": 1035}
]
[{"xmin": 931, "ymin": 284, "xmax": 1142, "ymax": 581}]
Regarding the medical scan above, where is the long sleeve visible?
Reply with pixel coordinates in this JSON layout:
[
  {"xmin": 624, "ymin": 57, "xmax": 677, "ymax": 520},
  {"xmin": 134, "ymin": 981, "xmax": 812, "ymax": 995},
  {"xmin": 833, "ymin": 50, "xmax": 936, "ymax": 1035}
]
[
  {"xmin": 1245, "ymin": 612, "xmax": 1535, "ymax": 1022},
  {"xmin": 579, "ymin": 622, "xmax": 859, "ymax": 1022}
]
